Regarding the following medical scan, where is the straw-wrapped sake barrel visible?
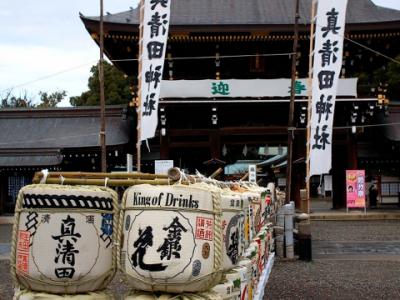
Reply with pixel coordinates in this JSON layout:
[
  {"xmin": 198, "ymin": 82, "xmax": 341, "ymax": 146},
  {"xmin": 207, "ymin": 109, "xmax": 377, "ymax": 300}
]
[
  {"xmin": 224, "ymin": 269, "xmax": 242, "ymax": 300},
  {"xmin": 237, "ymin": 259, "xmax": 252, "ymax": 300},
  {"xmin": 232, "ymin": 266, "xmax": 250, "ymax": 300},
  {"xmin": 11, "ymin": 184, "xmax": 118, "ymax": 294},
  {"xmin": 240, "ymin": 191, "xmax": 260, "ymax": 240},
  {"xmin": 124, "ymin": 291, "xmax": 223, "ymax": 300},
  {"xmin": 211, "ymin": 280, "xmax": 238, "ymax": 300},
  {"xmin": 221, "ymin": 191, "xmax": 244, "ymax": 271},
  {"xmin": 120, "ymin": 184, "xmax": 223, "ymax": 293},
  {"xmin": 13, "ymin": 291, "xmax": 114, "ymax": 300}
]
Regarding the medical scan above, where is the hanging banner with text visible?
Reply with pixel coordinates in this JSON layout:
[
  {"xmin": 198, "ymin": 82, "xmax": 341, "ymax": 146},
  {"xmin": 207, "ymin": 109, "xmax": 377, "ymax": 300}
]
[
  {"xmin": 139, "ymin": 0, "xmax": 171, "ymax": 141},
  {"xmin": 346, "ymin": 170, "xmax": 366, "ymax": 208},
  {"xmin": 309, "ymin": 0, "xmax": 348, "ymax": 176},
  {"xmin": 159, "ymin": 78, "xmax": 357, "ymax": 98}
]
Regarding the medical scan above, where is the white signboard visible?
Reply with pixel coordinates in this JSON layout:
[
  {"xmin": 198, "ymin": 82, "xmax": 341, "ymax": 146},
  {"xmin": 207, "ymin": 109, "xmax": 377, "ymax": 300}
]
[
  {"xmin": 154, "ymin": 160, "xmax": 174, "ymax": 175},
  {"xmin": 160, "ymin": 78, "xmax": 357, "ymax": 98},
  {"xmin": 277, "ymin": 177, "xmax": 287, "ymax": 187},
  {"xmin": 139, "ymin": 0, "xmax": 171, "ymax": 141},
  {"xmin": 309, "ymin": 0, "xmax": 348, "ymax": 176},
  {"xmin": 248, "ymin": 164, "xmax": 257, "ymax": 183},
  {"xmin": 324, "ymin": 175, "xmax": 333, "ymax": 191}
]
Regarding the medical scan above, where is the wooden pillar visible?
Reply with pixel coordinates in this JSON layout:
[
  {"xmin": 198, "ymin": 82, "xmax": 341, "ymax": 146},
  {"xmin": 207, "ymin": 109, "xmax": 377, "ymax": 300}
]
[
  {"xmin": 160, "ymin": 134, "xmax": 170, "ymax": 159},
  {"xmin": 347, "ymin": 132, "xmax": 358, "ymax": 170},
  {"xmin": 292, "ymin": 130, "xmax": 307, "ymax": 208},
  {"xmin": 0, "ymin": 175, "xmax": 6, "ymax": 215},
  {"xmin": 210, "ymin": 129, "xmax": 221, "ymax": 159},
  {"xmin": 332, "ymin": 143, "xmax": 347, "ymax": 209}
]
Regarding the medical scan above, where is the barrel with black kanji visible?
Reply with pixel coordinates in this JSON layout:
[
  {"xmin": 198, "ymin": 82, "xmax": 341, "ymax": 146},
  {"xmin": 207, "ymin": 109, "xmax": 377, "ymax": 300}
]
[
  {"xmin": 221, "ymin": 191, "xmax": 245, "ymax": 271},
  {"xmin": 11, "ymin": 184, "xmax": 118, "ymax": 294},
  {"xmin": 120, "ymin": 184, "xmax": 223, "ymax": 293}
]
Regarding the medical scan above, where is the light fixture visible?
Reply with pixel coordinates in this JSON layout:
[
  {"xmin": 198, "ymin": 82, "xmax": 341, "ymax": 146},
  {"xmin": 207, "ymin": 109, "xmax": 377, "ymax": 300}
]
[
  {"xmin": 211, "ymin": 107, "xmax": 218, "ymax": 125},
  {"xmin": 350, "ymin": 111, "xmax": 357, "ymax": 123},
  {"xmin": 242, "ymin": 144, "xmax": 248, "ymax": 157},
  {"xmin": 351, "ymin": 126, "xmax": 356, "ymax": 134},
  {"xmin": 222, "ymin": 144, "xmax": 227, "ymax": 156},
  {"xmin": 160, "ymin": 115, "xmax": 166, "ymax": 126},
  {"xmin": 211, "ymin": 115, "xmax": 218, "ymax": 125},
  {"xmin": 300, "ymin": 106, "xmax": 307, "ymax": 124}
]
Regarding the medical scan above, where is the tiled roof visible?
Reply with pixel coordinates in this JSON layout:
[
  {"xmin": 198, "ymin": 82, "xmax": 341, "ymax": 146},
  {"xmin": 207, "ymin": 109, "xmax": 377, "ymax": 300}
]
[{"xmin": 81, "ymin": 0, "xmax": 400, "ymax": 26}]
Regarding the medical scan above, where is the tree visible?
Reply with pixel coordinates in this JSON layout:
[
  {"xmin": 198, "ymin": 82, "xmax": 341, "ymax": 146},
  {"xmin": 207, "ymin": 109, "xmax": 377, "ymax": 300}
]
[
  {"xmin": 70, "ymin": 61, "xmax": 132, "ymax": 106},
  {"xmin": 371, "ymin": 54, "xmax": 400, "ymax": 101},
  {"xmin": 36, "ymin": 90, "xmax": 67, "ymax": 108},
  {"xmin": 1, "ymin": 89, "xmax": 67, "ymax": 108},
  {"xmin": 0, "ymin": 90, "xmax": 34, "ymax": 108},
  {"xmin": 356, "ymin": 53, "xmax": 400, "ymax": 101}
]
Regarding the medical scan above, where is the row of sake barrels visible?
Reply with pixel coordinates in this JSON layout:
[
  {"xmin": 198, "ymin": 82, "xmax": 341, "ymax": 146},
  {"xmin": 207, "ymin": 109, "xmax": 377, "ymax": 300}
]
[
  {"xmin": 120, "ymin": 183, "xmax": 275, "ymax": 293},
  {"xmin": 11, "ymin": 182, "xmax": 275, "ymax": 295},
  {"xmin": 208, "ymin": 223, "xmax": 274, "ymax": 300}
]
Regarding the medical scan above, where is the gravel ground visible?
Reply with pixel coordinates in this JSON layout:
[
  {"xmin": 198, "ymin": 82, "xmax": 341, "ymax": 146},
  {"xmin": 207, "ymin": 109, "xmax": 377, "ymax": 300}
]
[
  {"xmin": 311, "ymin": 220, "xmax": 400, "ymax": 241},
  {"xmin": 0, "ymin": 260, "xmax": 13, "ymax": 300},
  {"xmin": 264, "ymin": 259, "xmax": 400, "ymax": 300}
]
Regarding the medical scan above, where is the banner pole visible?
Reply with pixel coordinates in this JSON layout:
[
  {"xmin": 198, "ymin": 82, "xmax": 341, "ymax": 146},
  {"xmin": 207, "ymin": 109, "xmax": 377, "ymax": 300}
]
[
  {"xmin": 306, "ymin": 0, "xmax": 318, "ymax": 213},
  {"xmin": 136, "ymin": 0, "xmax": 145, "ymax": 172}
]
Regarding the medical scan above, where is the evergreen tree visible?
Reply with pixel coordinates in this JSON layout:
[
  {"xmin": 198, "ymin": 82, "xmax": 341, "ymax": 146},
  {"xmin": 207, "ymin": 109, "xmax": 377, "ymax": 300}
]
[{"xmin": 70, "ymin": 61, "xmax": 131, "ymax": 106}]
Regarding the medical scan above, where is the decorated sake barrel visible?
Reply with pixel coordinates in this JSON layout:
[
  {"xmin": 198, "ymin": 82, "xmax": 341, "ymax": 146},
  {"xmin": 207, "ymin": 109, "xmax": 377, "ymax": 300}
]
[
  {"xmin": 244, "ymin": 242, "xmax": 259, "ymax": 293},
  {"xmin": 254, "ymin": 234, "xmax": 265, "ymax": 274},
  {"xmin": 237, "ymin": 259, "xmax": 252, "ymax": 300},
  {"xmin": 241, "ymin": 192, "xmax": 260, "ymax": 240},
  {"xmin": 266, "ymin": 183, "xmax": 276, "ymax": 204},
  {"xmin": 211, "ymin": 280, "xmax": 238, "ymax": 300},
  {"xmin": 13, "ymin": 291, "xmax": 114, "ymax": 300},
  {"xmin": 120, "ymin": 184, "xmax": 223, "ymax": 293},
  {"xmin": 221, "ymin": 191, "xmax": 245, "ymax": 271},
  {"xmin": 11, "ymin": 184, "xmax": 118, "ymax": 294},
  {"xmin": 232, "ymin": 266, "xmax": 249, "ymax": 300},
  {"xmin": 124, "ymin": 291, "xmax": 223, "ymax": 300},
  {"xmin": 224, "ymin": 270, "xmax": 242, "ymax": 300},
  {"xmin": 239, "ymin": 195, "xmax": 251, "ymax": 249}
]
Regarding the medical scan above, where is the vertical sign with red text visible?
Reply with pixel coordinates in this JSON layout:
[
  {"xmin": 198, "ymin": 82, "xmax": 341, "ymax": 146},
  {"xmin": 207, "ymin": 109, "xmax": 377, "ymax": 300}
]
[{"xmin": 346, "ymin": 170, "xmax": 366, "ymax": 208}]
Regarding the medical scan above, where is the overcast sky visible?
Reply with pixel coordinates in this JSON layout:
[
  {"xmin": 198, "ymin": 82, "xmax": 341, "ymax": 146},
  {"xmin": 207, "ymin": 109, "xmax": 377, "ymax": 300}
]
[{"xmin": 0, "ymin": 0, "xmax": 399, "ymax": 107}]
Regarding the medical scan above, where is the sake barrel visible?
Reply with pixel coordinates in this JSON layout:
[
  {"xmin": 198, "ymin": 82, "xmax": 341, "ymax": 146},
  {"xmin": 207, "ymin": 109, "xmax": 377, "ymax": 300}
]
[
  {"xmin": 232, "ymin": 266, "xmax": 249, "ymax": 300},
  {"xmin": 211, "ymin": 280, "xmax": 237, "ymax": 300},
  {"xmin": 11, "ymin": 184, "xmax": 118, "ymax": 294},
  {"xmin": 120, "ymin": 184, "xmax": 223, "ymax": 293},
  {"xmin": 13, "ymin": 291, "xmax": 114, "ymax": 300},
  {"xmin": 254, "ymin": 234, "xmax": 265, "ymax": 274},
  {"xmin": 224, "ymin": 269, "xmax": 242, "ymax": 300},
  {"xmin": 237, "ymin": 260, "xmax": 252, "ymax": 300},
  {"xmin": 124, "ymin": 291, "xmax": 223, "ymax": 300},
  {"xmin": 221, "ymin": 191, "xmax": 244, "ymax": 271},
  {"xmin": 245, "ymin": 242, "xmax": 260, "ymax": 292},
  {"xmin": 241, "ymin": 192, "xmax": 260, "ymax": 239},
  {"xmin": 239, "ymin": 195, "xmax": 251, "ymax": 249}
]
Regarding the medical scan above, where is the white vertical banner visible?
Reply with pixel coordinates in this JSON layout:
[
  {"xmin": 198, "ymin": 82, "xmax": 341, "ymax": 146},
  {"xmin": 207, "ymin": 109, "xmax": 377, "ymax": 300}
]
[
  {"xmin": 139, "ymin": 0, "xmax": 171, "ymax": 141},
  {"xmin": 309, "ymin": 0, "xmax": 348, "ymax": 176},
  {"xmin": 248, "ymin": 164, "xmax": 257, "ymax": 183}
]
